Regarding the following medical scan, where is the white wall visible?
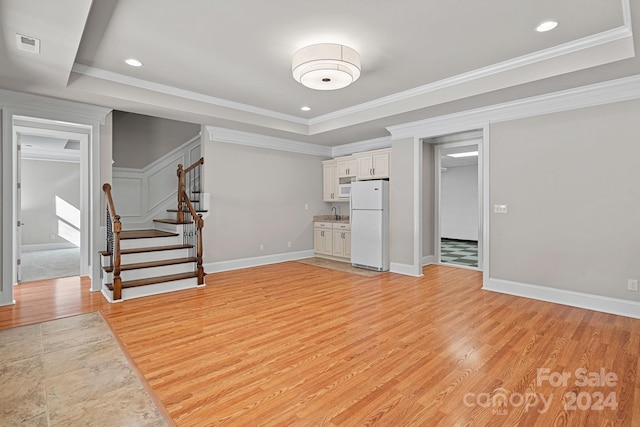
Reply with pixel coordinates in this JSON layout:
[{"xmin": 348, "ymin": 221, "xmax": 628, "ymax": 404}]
[
  {"xmin": 441, "ymin": 164, "xmax": 478, "ymax": 241},
  {"xmin": 203, "ymin": 137, "xmax": 324, "ymax": 263},
  {"xmin": 21, "ymin": 159, "xmax": 80, "ymax": 246},
  {"xmin": 490, "ymin": 98, "xmax": 640, "ymax": 302},
  {"xmin": 111, "ymin": 137, "xmax": 201, "ymax": 228}
]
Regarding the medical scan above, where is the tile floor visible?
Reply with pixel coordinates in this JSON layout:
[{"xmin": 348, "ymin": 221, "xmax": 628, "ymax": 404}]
[
  {"xmin": 440, "ymin": 238, "xmax": 478, "ymax": 268},
  {"xmin": 0, "ymin": 312, "xmax": 167, "ymax": 426}
]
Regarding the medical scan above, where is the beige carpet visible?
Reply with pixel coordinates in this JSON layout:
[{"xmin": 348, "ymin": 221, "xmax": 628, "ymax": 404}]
[
  {"xmin": 20, "ymin": 248, "xmax": 80, "ymax": 282},
  {"xmin": 0, "ymin": 312, "xmax": 169, "ymax": 426},
  {"xmin": 296, "ymin": 257, "xmax": 385, "ymax": 277}
]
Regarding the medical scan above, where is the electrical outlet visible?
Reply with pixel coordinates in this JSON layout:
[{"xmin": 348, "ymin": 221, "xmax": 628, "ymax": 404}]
[
  {"xmin": 287, "ymin": 241, "xmax": 292, "ymax": 248},
  {"xmin": 49, "ymin": 233, "xmax": 56, "ymax": 240},
  {"xmin": 494, "ymin": 204, "xmax": 508, "ymax": 214},
  {"xmin": 628, "ymin": 279, "xmax": 639, "ymax": 291},
  {"xmin": 259, "ymin": 244, "xmax": 264, "ymax": 251}
]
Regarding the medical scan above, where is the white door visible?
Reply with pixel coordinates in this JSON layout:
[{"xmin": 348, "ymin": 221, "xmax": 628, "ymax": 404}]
[{"xmin": 16, "ymin": 136, "xmax": 23, "ymax": 282}]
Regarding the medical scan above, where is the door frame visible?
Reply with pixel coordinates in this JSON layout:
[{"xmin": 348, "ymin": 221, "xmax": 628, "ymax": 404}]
[
  {"xmin": 434, "ymin": 139, "xmax": 483, "ymax": 270},
  {"xmin": 2, "ymin": 100, "xmax": 109, "ymax": 306},
  {"xmin": 14, "ymin": 124, "xmax": 90, "ymax": 280}
]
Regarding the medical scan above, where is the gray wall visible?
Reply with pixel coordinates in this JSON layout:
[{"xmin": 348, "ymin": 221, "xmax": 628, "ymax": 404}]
[
  {"xmin": 390, "ymin": 138, "xmax": 415, "ymax": 266},
  {"xmin": 490, "ymin": 98, "xmax": 640, "ymax": 302},
  {"xmin": 422, "ymin": 142, "xmax": 435, "ymax": 259},
  {"xmin": 21, "ymin": 159, "xmax": 80, "ymax": 246},
  {"xmin": 203, "ymin": 138, "xmax": 324, "ymax": 262},
  {"xmin": 441, "ymin": 164, "xmax": 478, "ymax": 241},
  {"xmin": 112, "ymin": 111, "xmax": 200, "ymax": 168}
]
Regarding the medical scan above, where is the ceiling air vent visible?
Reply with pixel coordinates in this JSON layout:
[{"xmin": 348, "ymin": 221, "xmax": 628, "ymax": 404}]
[{"xmin": 16, "ymin": 34, "xmax": 40, "ymax": 54}]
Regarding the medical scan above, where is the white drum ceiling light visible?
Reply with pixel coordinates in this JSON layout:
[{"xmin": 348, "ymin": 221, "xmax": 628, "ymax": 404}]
[{"xmin": 292, "ymin": 43, "xmax": 361, "ymax": 90}]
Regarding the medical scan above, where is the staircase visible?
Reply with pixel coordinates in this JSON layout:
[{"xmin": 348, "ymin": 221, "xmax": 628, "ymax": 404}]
[{"xmin": 100, "ymin": 158, "xmax": 206, "ymax": 302}]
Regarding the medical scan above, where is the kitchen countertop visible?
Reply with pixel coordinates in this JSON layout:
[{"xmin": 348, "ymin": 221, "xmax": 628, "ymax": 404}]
[{"xmin": 313, "ymin": 215, "xmax": 350, "ymax": 223}]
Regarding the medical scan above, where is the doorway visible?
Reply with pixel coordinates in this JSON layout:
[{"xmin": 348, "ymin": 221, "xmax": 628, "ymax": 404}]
[
  {"xmin": 18, "ymin": 132, "xmax": 82, "ymax": 282},
  {"xmin": 13, "ymin": 118, "xmax": 91, "ymax": 284},
  {"xmin": 433, "ymin": 133, "xmax": 483, "ymax": 270}
]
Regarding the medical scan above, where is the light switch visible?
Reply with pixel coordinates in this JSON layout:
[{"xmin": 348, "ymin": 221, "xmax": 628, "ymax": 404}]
[{"xmin": 494, "ymin": 204, "xmax": 508, "ymax": 214}]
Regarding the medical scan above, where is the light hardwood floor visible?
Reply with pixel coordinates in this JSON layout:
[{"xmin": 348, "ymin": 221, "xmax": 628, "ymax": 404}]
[{"xmin": 1, "ymin": 263, "xmax": 638, "ymax": 426}]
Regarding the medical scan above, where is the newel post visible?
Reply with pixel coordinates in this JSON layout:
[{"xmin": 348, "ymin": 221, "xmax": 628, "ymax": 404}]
[
  {"xmin": 177, "ymin": 163, "xmax": 185, "ymax": 222},
  {"xmin": 113, "ymin": 215, "xmax": 122, "ymax": 300},
  {"xmin": 197, "ymin": 214, "xmax": 205, "ymax": 285}
]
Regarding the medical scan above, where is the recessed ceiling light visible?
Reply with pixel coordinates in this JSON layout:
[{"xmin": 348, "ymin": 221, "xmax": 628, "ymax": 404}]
[
  {"xmin": 447, "ymin": 151, "xmax": 478, "ymax": 158},
  {"xmin": 536, "ymin": 21, "xmax": 558, "ymax": 32},
  {"xmin": 301, "ymin": 106, "xmax": 311, "ymax": 111},
  {"xmin": 125, "ymin": 58, "xmax": 143, "ymax": 67}
]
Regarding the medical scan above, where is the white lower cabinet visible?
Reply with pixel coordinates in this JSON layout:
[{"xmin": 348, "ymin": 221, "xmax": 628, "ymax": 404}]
[
  {"xmin": 314, "ymin": 222, "xmax": 351, "ymax": 260},
  {"xmin": 332, "ymin": 229, "xmax": 351, "ymax": 258},
  {"xmin": 314, "ymin": 224, "xmax": 333, "ymax": 256}
]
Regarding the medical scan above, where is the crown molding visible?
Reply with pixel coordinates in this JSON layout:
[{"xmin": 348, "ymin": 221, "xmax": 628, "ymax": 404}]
[
  {"xmin": 0, "ymin": 88, "xmax": 111, "ymax": 125},
  {"xmin": 310, "ymin": 13, "xmax": 633, "ymax": 127},
  {"xmin": 72, "ymin": 64, "xmax": 308, "ymax": 126},
  {"xmin": 331, "ymin": 136, "xmax": 391, "ymax": 158},
  {"xmin": 206, "ymin": 126, "xmax": 331, "ymax": 157},
  {"xmin": 70, "ymin": 0, "xmax": 632, "ymax": 137},
  {"xmin": 387, "ymin": 73, "xmax": 640, "ymax": 140}
]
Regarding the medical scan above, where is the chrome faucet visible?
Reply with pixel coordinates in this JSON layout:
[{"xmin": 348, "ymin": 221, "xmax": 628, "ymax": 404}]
[{"xmin": 332, "ymin": 206, "xmax": 339, "ymax": 220}]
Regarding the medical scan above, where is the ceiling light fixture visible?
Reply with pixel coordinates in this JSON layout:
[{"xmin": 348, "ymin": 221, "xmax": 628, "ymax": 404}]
[
  {"xmin": 292, "ymin": 43, "xmax": 361, "ymax": 90},
  {"xmin": 125, "ymin": 58, "xmax": 143, "ymax": 67},
  {"xmin": 447, "ymin": 151, "xmax": 478, "ymax": 158},
  {"xmin": 300, "ymin": 106, "xmax": 311, "ymax": 111},
  {"xmin": 536, "ymin": 21, "xmax": 558, "ymax": 32}
]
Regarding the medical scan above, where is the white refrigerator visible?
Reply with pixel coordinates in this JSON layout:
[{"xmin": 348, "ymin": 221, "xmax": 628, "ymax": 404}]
[{"xmin": 350, "ymin": 180, "xmax": 390, "ymax": 271}]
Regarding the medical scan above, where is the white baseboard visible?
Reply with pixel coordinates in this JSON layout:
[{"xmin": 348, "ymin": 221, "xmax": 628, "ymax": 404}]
[
  {"xmin": 390, "ymin": 262, "xmax": 423, "ymax": 277},
  {"xmin": 204, "ymin": 250, "xmax": 315, "ymax": 273},
  {"xmin": 422, "ymin": 255, "xmax": 436, "ymax": 266},
  {"xmin": 21, "ymin": 243, "xmax": 77, "ymax": 252},
  {"xmin": 484, "ymin": 278, "xmax": 640, "ymax": 319}
]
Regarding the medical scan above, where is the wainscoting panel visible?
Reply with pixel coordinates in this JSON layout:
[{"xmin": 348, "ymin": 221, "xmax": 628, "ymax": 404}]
[
  {"xmin": 113, "ymin": 136, "xmax": 201, "ymax": 227},
  {"xmin": 112, "ymin": 175, "xmax": 143, "ymax": 217},
  {"xmin": 148, "ymin": 155, "xmax": 183, "ymax": 211}
]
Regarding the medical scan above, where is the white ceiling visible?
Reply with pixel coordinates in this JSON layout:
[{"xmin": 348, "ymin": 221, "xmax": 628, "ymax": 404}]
[
  {"xmin": 0, "ymin": 0, "xmax": 637, "ymax": 146},
  {"xmin": 20, "ymin": 134, "xmax": 80, "ymax": 162}
]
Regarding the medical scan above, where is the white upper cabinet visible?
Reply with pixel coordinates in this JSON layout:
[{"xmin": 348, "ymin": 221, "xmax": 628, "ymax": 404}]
[
  {"xmin": 354, "ymin": 149, "xmax": 391, "ymax": 180},
  {"xmin": 336, "ymin": 156, "xmax": 356, "ymax": 178},
  {"xmin": 322, "ymin": 160, "xmax": 338, "ymax": 201}
]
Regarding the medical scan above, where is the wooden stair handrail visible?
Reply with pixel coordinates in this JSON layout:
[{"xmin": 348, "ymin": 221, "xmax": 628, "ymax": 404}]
[
  {"xmin": 180, "ymin": 188, "xmax": 205, "ymax": 285},
  {"xmin": 183, "ymin": 157, "xmax": 204, "ymax": 174},
  {"xmin": 177, "ymin": 158, "xmax": 204, "ymax": 223},
  {"xmin": 102, "ymin": 183, "xmax": 123, "ymax": 300},
  {"xmin": 103, "ymin": 183, "xmax": 117, "ymax": 218}
]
